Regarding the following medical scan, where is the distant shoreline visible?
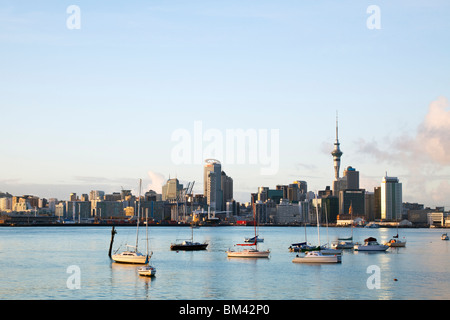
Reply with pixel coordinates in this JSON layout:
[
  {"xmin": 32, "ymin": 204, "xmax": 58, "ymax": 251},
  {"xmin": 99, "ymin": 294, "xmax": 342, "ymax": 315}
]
[{"xmin": 0, "ymin": 223, "xmax": 437, "ymax": 228}]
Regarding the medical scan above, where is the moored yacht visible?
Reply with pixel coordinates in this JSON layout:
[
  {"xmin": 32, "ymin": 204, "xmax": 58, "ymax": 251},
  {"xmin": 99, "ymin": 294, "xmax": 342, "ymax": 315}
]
[
  {"xmin": 292, "ymin": 251, "xmax": 341, "ymax": 264},
  {"xmin": 354, "ymin": 237, "xmax": 388, "ymax": 251}
]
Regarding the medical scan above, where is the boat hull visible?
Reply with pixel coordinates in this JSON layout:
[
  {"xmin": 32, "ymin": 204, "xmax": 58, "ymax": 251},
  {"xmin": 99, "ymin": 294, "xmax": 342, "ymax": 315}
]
[
  {"xmin": 170, "ymin": 243, "xmax": 208, "ymax": 251},
  {"xmin": 354, "ymin": 245, "xmax": 388, "ymax": 251},
  {"xmin": 138, "ymin": 266, "xmax": 156, "ymax": 277},
  {"xmin": 227, "ymin": 249, "xmax": 270, "ymax": 258},
  {"xmin": 386, "ymin": 241, "xmax": 406, "ymax": 247},
  {"xmin": 332, "ymin": 241, "xmax": 355, "ymax": 249},
  {"xmin": 292, "ymin": 254, "xmax": 341, "ymax": 264},
  {"xmin": 112, "ymin": 252, "xmax": 148, "ymax": 264}
]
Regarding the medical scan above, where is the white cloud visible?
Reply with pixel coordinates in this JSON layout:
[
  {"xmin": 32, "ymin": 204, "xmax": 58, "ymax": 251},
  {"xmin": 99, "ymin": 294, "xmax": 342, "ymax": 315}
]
[
  {"xmin": 417, "ymin": 96, "xmax": 450, "ymax": 165},
  {"xmin": 356, "ymin": 96, "xmax": 450, "ymax": 207},
  {"xmin": 146, "ymin": 171, "xmax": 166, "ymax": 194}
]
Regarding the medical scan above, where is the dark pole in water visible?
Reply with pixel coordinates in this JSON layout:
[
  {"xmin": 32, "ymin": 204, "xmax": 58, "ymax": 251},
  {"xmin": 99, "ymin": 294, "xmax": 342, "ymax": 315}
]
[{"xmin": 108, "ymin": 226, "xmax": 117, "ymax": 258}]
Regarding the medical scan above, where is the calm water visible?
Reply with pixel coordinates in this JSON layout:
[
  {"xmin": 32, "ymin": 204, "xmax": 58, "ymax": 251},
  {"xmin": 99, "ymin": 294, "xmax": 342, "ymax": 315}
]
[{"xmin": 1, "ymin": 225, "xmax": 450, "ymax": 300}]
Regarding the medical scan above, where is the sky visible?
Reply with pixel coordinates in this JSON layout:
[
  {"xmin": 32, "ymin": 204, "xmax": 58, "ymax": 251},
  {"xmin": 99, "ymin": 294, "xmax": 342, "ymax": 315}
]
[{"xmin": 1, "ymin": 0, "xmax": 450, "ymax": 208}]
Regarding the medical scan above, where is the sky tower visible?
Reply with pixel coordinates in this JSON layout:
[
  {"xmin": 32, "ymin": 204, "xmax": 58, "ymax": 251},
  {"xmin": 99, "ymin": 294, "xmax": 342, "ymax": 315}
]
[{"xmin": 331, "ymin": 112, "xmax": 343, "ymax": 180}]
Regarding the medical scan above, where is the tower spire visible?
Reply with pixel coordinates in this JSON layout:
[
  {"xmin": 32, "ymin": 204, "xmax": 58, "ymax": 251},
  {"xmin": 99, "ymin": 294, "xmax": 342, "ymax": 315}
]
[
  {"xmin": 336, "ymin": 111, "xmax": 339, "ymax": 142},
  {"xmin": 331, "ymin": 111, "xmax": 343, "ymax": 180}
]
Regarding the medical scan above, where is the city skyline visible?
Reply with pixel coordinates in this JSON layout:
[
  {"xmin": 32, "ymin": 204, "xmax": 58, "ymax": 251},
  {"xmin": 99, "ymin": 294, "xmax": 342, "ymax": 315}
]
[{"xmin": 1, "ymin": 1, "xmax": 450, "ymax": 208}]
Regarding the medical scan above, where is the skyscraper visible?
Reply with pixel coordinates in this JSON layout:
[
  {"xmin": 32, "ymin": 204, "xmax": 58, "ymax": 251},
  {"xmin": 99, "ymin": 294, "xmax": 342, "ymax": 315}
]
[
  {"xmin": 204, "ymin": 159, "xmax": 223, "ymax": 211},
  {"xmin": 343, "ymin": 166, "xmax": 359, "ymax": 190},
  {"xmin": 162, "ymin": 178, "xmax": 183, "ymax": 201},
  {"xmin": 221, "ymin": 171, "xmax": 233, "ymax": 209},
  {"xmin": 381, "ymin": 175, "xmax": 403, "ymax": 221}
]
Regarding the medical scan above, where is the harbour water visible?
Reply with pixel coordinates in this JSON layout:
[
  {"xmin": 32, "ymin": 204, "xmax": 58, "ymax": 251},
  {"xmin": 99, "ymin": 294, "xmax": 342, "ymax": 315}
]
[{"xmin": 1, "ymin": 225, "xmax": 450, "ymax": 300}]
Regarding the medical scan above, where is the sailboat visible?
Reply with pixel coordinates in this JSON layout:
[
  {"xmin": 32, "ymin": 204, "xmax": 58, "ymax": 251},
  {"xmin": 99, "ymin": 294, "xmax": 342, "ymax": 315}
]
[
  {"xmin": 292, "ymin": 194, "xmax": 341, "ymax": 264},
  {"xmin": 227, "ymin": 208, "xmax": 270, "ymax": 258},
  {"xmin": 138, "ymin": 197, "xmax": 156, "ymax": 277},
  {"xmin": 289, "ymin": 203, "xmax": 318, "ymax": 252},
  {"xmin": 112, "ymin": 179, "xmax": 149, "ymax": 264},
  {"xmin": 170, "ymin": 224, "xmax": 208, "ymax": 251},
  {"xmin": 244, "ymin": 213, "xmax": 264, "ymax": 243},
  {"xmin": 332, "ymin": 203, "xmax": 356, "ymax": 250},
  {"xmin": 384, "ymin": 223, "xmax": 406, "ymax": 247},
  {"xmin": 320, "ymin": 205, "xmax": 342, "ymax": 255}
]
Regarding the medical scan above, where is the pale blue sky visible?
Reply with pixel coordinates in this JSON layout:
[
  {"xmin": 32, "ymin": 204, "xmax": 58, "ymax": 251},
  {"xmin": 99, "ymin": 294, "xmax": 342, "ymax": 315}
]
[{"xmin": 1, "ymin": 1, "xmax": 450, "ymax": 207}]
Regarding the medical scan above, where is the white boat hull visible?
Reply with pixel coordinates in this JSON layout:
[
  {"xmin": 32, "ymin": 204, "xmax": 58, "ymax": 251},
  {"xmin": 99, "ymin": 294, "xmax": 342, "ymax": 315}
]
[
  {"xmin": 292, "ymin": 252, "xmax": 341, "ymax": 264},
  {"xmin": 138, "ymin": 266, "xmax": 156, "ymax": 277},
  {"xmin": 112, "ymin": 252, "xmax": 148, "ymax": 264},
  {"xmin": 227, "ymin": 249, "xmax": 270, "ymax": 258}
]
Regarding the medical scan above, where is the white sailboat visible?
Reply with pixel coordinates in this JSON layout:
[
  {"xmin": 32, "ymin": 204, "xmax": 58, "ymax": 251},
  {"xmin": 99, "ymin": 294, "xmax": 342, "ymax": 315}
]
[
  {"xmin": 321, "ymin": 205, "xmax": 342, "ymax": 256},
  {"xmin": 384, "ymin": 224, "xmax": 406, "ymax": 247},
  {"xmin": 354, "ymin": 237, "xmax": 388, "ymax": 251},
  {"xmin": 292, "ymin": 250, "xmax": 342, "ymax": 264},
  {"xmin": 112, "ymin": 179, "xmax": 150, "ymax": 265},
  {"xmin": 138, "ymin": 196, "xmax": 156, "ymax": 277},
  {"xmin": 332, "ymin": 203, "xmax": 356, "ymax": 250},
  {"xmin": 227, "ymin": 208, "xmax": 270, "ymax": 258}
]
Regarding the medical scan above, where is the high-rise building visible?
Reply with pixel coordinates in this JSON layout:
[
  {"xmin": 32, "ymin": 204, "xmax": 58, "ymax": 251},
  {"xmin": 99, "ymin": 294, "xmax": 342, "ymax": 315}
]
[
  {"xmin": 204, "ymin": 159, "xmax": 223, "ymax": 211},
  {"xmin": 343, "ymin": 166, "xmax": 359, "ymax": 190},
  {"xmin": 162, "ymin": 178, "xmax": 183, "ymax": 201},
  {"xmin": 89, "ymin": 190, "xmax": 105, "ymax": 201},
  {"xmin": 374, "ymin": 187, "xmax": 381, "ymax": 220},
  {"xmin": 339, "ymin": 189, "xmax": 366, "ymax": 217},
  {"xmin": 381, "ymin": 175, "xmax": 402, "ymax": 221},
  {"xmin": 206, "ymin": 170, "xmax": 218, "ymax": 210},
  {"xmin": 221, "ymin": 171, "xmax": 233, "ymax": 209}
]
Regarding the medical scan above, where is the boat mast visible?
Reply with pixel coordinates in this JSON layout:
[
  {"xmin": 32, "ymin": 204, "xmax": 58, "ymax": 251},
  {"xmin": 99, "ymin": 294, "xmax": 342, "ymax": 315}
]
[
  {"xmin": 135, "ymin": 179, "xmax": 142, "ymax": 252},
  {"xmin": 315, "ymin": 193, "xmax": 320, "ymax": 247},
  {"xmin": 254, "ymin": 205, "xmax": 258, "ymax": 249},
  {"xmin": 145, "ymin": 186, "xmax": 149, "ymax": 260}
]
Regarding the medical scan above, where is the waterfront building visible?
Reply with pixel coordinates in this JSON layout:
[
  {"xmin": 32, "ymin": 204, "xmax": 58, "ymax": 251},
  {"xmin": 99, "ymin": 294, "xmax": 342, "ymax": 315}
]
[
  {"xmin": 253, "ymin": 200, "xmax": 268, "ymax": 224},
  {"xmin": 0, "ymin": 197, "xmax": 12, "ymax": 211},
  {"xmin": 55, "ymin": 202, "xmax": 66, "ymax": 219},
  {"xmin": 91, "ymin": 200, "xmax": 124, "ymax": 219},
  {"xmin": 321, "ymin": 195, "xmax": 339, "ymax": 222},
  {"xmin": 381, "ymin": 175, "xmax": 403, "ymax": 221},
  {"xmin": 274, "ymin": 199, "xmax": 301, "ymax": 224},
  {"xmin": 66, "ymin": 200, "xmax": 91, "ymax": 220},
  {"xmin": 365, "ymin": 191, "xmax": 375, "ymax": 221},
  {"xmin": 339, "ymin": 189, "xmax": 365, "ymax": 216},
  {"xmin": 427, "ymin": 211, "xmax": 446, "ymax": 227}
]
